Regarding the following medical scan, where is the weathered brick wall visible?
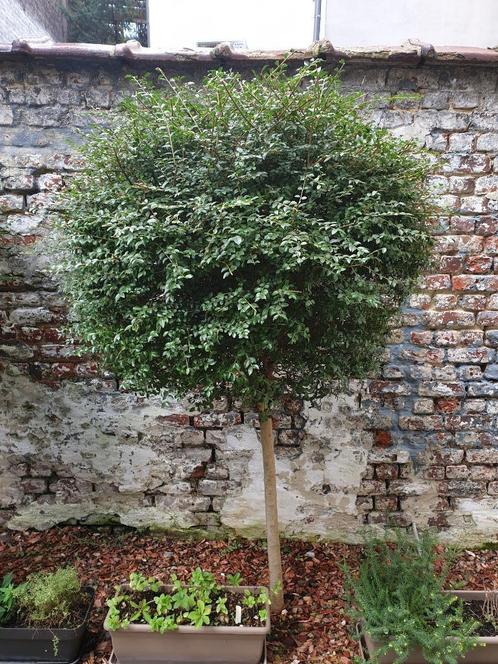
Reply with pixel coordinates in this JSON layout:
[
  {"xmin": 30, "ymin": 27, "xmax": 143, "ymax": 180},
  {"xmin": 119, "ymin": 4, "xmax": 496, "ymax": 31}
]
[{"xmin": 1, "ymin": 55, "xmax": 498, "ymax": 543}]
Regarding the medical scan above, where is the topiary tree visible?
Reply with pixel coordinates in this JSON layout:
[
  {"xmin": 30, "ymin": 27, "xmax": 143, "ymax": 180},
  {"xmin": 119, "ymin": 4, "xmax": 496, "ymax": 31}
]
[{"xmin": 57, "ymin": 61, "xmax": 433, "ymax": 612}]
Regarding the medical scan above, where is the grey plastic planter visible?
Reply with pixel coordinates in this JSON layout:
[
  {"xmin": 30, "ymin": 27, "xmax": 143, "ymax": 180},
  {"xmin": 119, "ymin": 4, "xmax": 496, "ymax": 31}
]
[
  {"xmin": 0, "ymin": 588, "xmax": 94, "ymax": 664},
  {"xmin": 363, "ymin": 591, "xmax": 498, "ymax": 664},
  {"xmin": 105, "ymin": 586, "xmax": 270, "ymax": 664}
]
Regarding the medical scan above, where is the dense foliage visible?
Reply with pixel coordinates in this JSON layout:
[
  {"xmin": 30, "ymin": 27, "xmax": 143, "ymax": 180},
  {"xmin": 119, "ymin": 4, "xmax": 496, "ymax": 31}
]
[
  {"xmin": 14, "ymin": 567, "xmax": 82, "ymax": 627},
  {"xmin": 105, "ymin": 569, "xmax": 269, "ymax": 631},
  {"xmin": 57, "ymin": 61, "xmax": 433, "ymax": 409},
  {"xmin": 344, "ymin": 532, "xmax": 479, "ymax": 664},
  {"xmin": 64, "ymin": 0, "xmax": 147, "ymax": 45}
]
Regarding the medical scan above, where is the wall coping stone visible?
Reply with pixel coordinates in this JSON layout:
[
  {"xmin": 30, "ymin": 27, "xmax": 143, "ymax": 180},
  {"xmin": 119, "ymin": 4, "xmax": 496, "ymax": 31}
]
[{"xmin": 2, "ymin": 39, "xmax": 498, "ymax": 68}]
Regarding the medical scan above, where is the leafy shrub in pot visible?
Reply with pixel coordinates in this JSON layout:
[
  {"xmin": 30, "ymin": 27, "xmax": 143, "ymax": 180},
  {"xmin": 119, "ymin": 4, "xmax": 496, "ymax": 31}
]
[
  {"xmin": 0, "ymin": 566, "xmax": 93, "ymax": 663},
  {"xmin": 105, "ymin": 569, "xmax": 270, "ymax": 664},
  {"xmin": 344, "ymin": 531, "xmax": 480, "ymax": 664}
]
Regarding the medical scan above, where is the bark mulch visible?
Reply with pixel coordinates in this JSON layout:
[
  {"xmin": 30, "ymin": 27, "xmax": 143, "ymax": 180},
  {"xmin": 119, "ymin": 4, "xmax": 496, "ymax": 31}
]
[{"xmin": 1, "ymin": 527, "xmax": 497, "ymax": 664}]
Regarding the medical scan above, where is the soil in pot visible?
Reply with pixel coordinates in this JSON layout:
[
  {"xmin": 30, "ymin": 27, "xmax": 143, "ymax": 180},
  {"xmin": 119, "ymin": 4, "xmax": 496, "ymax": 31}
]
[
  {"xmin": 111, "ymin": 586, "xmax": 265, "ymax": 628},
  {"xmin": 2, "ymin": 588, "xmax": 94, "ymax": 630},
  {"xmin": 462, "ymin": 599, "xmax": 498, "ymax": 638}
]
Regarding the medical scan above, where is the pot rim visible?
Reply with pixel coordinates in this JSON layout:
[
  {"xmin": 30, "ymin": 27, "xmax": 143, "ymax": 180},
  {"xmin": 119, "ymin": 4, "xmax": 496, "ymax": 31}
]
[{"xmin": 105, "ymin": 584, "xmax": 270, "ymax": 634}]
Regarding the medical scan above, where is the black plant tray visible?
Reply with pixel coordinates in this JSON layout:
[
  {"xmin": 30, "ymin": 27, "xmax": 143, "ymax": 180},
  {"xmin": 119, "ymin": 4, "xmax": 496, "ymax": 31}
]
[{"xmin": 0, "ymin": 588, "xmax": 94, "ymax": 664}]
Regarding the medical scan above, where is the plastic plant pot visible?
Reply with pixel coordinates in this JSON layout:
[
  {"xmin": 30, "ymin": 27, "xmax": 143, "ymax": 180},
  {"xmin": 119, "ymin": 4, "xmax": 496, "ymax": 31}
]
[
  {"xmin": 363, "ymin": 591, "xmax": 498, "ymax": 664},
  {"xmin": 105, "ymin": 586, "xmax": 270, "ymax": 664},
  {"xmin": 0, "ymin": 588, "xmax": 94, "ymax": 664}
]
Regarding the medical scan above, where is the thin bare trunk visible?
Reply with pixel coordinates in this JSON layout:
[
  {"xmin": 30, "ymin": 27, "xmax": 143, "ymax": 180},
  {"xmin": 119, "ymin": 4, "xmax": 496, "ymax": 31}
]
[{"xmin": 258, "ymin": 407, "xmax": 284, "ymax": 613}]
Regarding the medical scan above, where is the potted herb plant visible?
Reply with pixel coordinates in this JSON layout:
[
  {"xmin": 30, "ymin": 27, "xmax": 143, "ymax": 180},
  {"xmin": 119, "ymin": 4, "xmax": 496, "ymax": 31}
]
[
  {"xmin": 0, "ymin": 566, "xmax": 94, "ymax": 663},
  {"xmin": 345, "ymin": 530, "xmax": 498, "ymax": 664},
  {"xmin": 105, "ymin": 568, "xmax": 270, "ymax": 664}
]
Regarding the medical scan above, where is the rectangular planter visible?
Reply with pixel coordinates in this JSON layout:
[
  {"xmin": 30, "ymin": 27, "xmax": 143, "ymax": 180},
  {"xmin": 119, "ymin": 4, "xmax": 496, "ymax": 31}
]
[
  {"xmin": 105, "ymin": 586, "xmax": 270, "ymax": 664},
  {"xmin": 363, "ymin": 591, "xmax": 498, "ymax": 664},
  {"xmin": 0, "ymin": 588, "xmax": 94, "ymax": 664}
]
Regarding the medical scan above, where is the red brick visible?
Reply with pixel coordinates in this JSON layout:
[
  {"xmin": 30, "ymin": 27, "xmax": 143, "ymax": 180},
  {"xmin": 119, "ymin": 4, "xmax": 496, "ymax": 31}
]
[
  {"xmin": 469, "ymin": 465, "xmax": 497, "ymax": 481},
  {"xmin": 359, "ymin": 480, "xmax": 387, "ymax": 496},
  {"xmin": 426, "ymin": 449, "xmax": 464, "ymax": 465},
  {"xmin": 410, "ymin": 331, "xmax": 434, "ymax": 345},
  {"xmin": 443, "ymin": 154, "xmax": 491, "ymax": 174},
  {"xmin": 399, "ymin": 416, "xmax": 444, "ymax": 431},
  {"xmin": 476, "ymin": 217, "xmax": 498, "ymax": 236},
  {"xmin": 421, "ymin": 274, "xmax": 451, "ymax": 290},
  {"xmin": 424, "ymin": 310, "xmax": 475, "ymax": 328},
  {"xmin": 433, "ymin": 294, "xmax": 458, "ymax": 310},
  {"xmin": 447, "ymin": 347, "xmax": 494, "ymax": 363},
  {"xmin": 413, "ymin": 398, "xmax": 435, "ymax": 414},
  {"xmin": 484, "ymin": 237, "xmax": 498, "ymax": 255},
  {"xmin": 459, "ymin": 295, "xmax": 487, "ymax": 311},
  {"xmin": 424, "ymin": 466, "xmax": 445, "ymax": 479},
  {"xmin": 399, "ymin": 347, "xmax": 445, "ymax": 364},
  {"xmin": 445, "ymin": 415, "xmax": 494, "ymax": 431},
  {"xmin": 375, "ymin": 464, "xmax": 399, "ymax": 480},
  {"xmin": 428, "ymin": 513, "xmax": 450, "ymax": 528},
  {"xmin": 433, "ymin": 330, "xmax": 459, "ymax": 346},
  {"xmin": 477, "ymin": 311, "xmax": 498, "ymax": 327},
  {"xmin": 460, "ymin": 330, "xmax": 484, "ymax": 345},
  {"xmin": 155, "ymin": 414, "xmax": 190, "ymax": 426},
  {"xmin": 435, "ymin": 398, "xmax": 460, "ymax": 413},
  {"xmin": 434, "ymin": 236, "xmax": 483, "ymax": 255},
  {"xmin": 374, "ymin": 495, "xmax": 398, "ymax": 511},
  {"xmin": 369, "ymin": 381, "xmax": 411, "ymax": 396},
  {"xmin": 17, "ymin": 327, "xmax": 65, "ymax": 343},
  {"xmin": 459, "ymin": 197, "xmax": 488, "ymax": 214},
  {"xmin": 464, "ymin": 255, "xmax": 493, "ymax": 274},
  {"xmin": 445, "ymin": 465, "xmax": 470, "ymax": 479},
  {"xmin": 453, "ymin": 275, "xmax": 498, "ymax": 292},
  {"xmin": 373, "ymin": 430, "xmax": 392, "ymax": 447},
  {"xmin": 438, "ymin": 480, "xmax": 486, "ymax": 496},
  {"xmin": 439, "ymin": 256, "xmax": 464, "ymax": 273},
  {"xmin": 193, "ymin": 412, "xmax": 242, "ymax": 428},
  {"xmin": 451, "ymin": 204, "xmax": 477, "ymax": 222},
  {"xmin": 466, "ymin": 449, "xmax": 498, "ymax": 464},
  {"xmin": 419, "ymin": 382, "xmax": 465, "ymax": 397}
]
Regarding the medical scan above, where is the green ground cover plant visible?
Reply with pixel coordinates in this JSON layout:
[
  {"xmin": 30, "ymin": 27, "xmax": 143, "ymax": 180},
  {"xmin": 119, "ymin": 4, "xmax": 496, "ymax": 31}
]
[
  {"xmin": 0, "ymin": 573, "xmax": 15, "ymax": 625},
  {"xmin": 344, "ymin": 531, "xmax": 479, "ymax": 664},
  {"xmin": 105, "ymin": 568, "xmax": 270, "ymax": 632}
]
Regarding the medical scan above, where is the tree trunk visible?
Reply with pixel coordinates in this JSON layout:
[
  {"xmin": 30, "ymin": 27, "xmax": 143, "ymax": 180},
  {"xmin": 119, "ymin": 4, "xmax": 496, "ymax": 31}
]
[{"xmin": 258, "ymin": 407, "xmax": 284, "ymax": 613}]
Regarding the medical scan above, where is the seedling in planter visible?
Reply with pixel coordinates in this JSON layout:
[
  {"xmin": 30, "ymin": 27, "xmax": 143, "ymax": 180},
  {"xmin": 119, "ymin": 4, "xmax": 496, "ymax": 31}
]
[
  {"xmin": 0, "ymin": 573, "xmax": 15, "ymax": 625},
  {"xmin": 483, "ymin": 590, "xmax": 498, "ymax": 632},
  {"xmin": 226, "ymin": 573, "xmax": 242, "ymax": 587},
  {"xmin": 106, "ymin": 568, "xmax": 269, "ymax": 631}
]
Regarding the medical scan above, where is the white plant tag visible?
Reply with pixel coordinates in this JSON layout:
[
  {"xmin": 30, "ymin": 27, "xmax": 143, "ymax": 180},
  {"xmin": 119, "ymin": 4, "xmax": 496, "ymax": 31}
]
[{"xmin": 235, "ymin": 605, "xmax": 242, "ymax": 625}]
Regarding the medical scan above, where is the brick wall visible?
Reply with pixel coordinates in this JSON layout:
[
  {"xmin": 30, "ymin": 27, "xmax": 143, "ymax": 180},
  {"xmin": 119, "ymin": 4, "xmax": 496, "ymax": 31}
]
[{"xmin": 1, "ymin": 55, "xmax": 498, "ymax": 543}]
